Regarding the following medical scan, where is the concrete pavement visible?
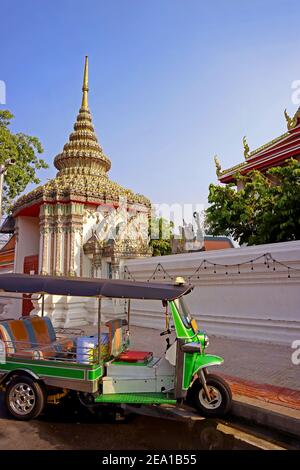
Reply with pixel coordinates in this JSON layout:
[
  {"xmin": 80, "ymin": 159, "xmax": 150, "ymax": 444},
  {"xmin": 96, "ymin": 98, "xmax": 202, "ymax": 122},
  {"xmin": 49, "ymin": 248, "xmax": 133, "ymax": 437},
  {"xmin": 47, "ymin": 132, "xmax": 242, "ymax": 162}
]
[{"xmin": 126, "ymin": 326, "xmax": 300, "ymax": 391}]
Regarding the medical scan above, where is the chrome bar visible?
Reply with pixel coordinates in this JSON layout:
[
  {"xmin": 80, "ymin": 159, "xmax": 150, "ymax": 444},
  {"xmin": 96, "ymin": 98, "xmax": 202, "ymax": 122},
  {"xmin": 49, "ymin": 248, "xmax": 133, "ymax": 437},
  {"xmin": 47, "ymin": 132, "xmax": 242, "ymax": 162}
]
[
  {"xmin": 0, "ymin": 339, "xmax": 104, "ymax": 365},
  {"xmin": 0, "ymin": 293, "xmax": 43, "ymax": 301},
  {"xmin": 127, "ymin": 298, "xmax": 131, "ymax": 329},
  {"xmin": 41, "ymin": 294, "xmax": 45, "ymax": 317},
  {"xmin": 97, "ymin": 296, "xmax": 101, "ymax": 364}
]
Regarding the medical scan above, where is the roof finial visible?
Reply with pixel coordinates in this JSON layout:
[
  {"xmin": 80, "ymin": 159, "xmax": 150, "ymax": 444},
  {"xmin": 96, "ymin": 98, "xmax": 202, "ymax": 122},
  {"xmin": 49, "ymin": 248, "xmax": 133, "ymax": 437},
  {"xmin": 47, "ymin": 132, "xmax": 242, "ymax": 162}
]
[
  {"xmin": 284, "ymin": 108, "xmax": 299, "ymax": 130},
  {"xmin": 81, "ymin": 56, "xmax": 89, "ymax": 109},
  {"xmin": 214, "ymin": 154, "xmax": 222, "ymax": 177},
  {"xmin": 243, "ymin": 136, "xmax": 250, "ymax": 160}
]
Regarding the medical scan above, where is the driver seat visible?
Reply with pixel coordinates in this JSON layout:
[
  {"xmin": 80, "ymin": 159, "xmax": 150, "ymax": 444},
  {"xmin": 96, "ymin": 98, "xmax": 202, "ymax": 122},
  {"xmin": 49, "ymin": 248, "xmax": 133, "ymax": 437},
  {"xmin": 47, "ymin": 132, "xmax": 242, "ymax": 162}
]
[{"xmin": 117, "ymin": 350, "xmax": 153, "ymax": 363}]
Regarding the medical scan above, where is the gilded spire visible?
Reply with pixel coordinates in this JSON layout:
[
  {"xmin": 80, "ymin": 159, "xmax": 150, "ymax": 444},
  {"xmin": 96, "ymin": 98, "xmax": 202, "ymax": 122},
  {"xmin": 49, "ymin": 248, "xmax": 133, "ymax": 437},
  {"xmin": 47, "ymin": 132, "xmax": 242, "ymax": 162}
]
[
  {"xmin": 54, "ymin": 56, "xmax": 111, "ymax": 174},
  {"xmin": 11, "ymin": 56, "xmax": 151, "ymax": 214},
  {"xmin": 81, "ymin": 56, "xmax": 89, "ymax": 110}
]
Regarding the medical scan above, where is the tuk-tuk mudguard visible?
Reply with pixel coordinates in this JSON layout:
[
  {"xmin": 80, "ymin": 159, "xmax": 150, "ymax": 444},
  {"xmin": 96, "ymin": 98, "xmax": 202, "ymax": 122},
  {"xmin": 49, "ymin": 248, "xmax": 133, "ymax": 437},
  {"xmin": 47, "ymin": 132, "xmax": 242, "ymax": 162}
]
[
  {"xmin": 0, "ymin": 368, "xmax": 40, "ymax": 385},
  {"xmin": 183, "ymin": 353, "xmax": 224, "ymax": 390}
]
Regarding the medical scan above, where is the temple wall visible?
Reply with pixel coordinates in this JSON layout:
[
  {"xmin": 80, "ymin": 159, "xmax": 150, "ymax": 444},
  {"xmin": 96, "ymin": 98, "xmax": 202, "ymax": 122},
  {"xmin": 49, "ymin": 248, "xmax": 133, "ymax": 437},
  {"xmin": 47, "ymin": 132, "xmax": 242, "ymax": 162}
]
[
  {"xmin": 14, "ymin": 216, "xmax": 40, "ymax": 273},
  {"xmin": 1, "ymin": 216, "xmax": 40, "ymax": 319},
  {"xmin": 123, "ymin": 240, "xmax": 300, "ymax": 345}
]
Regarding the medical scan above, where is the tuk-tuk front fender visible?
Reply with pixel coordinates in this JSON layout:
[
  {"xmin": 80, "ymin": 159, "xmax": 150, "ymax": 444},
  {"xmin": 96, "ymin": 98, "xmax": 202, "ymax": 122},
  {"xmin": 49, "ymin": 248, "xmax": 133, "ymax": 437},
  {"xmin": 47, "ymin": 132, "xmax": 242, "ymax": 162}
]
[
  {"xmin": 192, "ymin": 353, "xmax": 224, "ymax": 377},
  {"xmin": 183, "ymin": 353, "xmax": 224, "ymax": 390}
]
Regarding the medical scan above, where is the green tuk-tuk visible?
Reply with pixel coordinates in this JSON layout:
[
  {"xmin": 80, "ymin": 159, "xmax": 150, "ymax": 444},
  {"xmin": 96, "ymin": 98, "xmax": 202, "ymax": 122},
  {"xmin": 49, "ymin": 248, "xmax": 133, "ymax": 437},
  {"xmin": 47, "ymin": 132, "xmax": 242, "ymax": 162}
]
[{"xmin": 0, "ymin": 273, "xmax": 232, "ymax": 420}]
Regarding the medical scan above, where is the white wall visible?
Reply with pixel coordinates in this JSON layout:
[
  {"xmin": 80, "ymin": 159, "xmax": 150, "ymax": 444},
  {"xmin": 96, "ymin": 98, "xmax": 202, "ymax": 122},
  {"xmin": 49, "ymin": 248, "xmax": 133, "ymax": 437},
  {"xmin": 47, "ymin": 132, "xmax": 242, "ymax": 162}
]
[
  {"xmin": 123, "ymin": 241, "xmax": 300, "ymax": 345},
  {"xmin": 14, "ymin": 216, "xmax": 40, "ymax": 273},
  {"xmin": 9, "ymin": 216, "xmax": 40, "ymax": 317}
]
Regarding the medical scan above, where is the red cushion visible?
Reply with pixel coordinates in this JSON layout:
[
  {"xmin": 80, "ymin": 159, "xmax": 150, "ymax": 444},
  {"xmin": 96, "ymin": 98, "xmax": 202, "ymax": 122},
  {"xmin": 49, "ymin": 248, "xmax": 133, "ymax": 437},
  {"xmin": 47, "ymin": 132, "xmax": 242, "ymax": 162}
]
[{"xmin": 117, "ymin": 350, "xmax": 153, "ymax": 363}]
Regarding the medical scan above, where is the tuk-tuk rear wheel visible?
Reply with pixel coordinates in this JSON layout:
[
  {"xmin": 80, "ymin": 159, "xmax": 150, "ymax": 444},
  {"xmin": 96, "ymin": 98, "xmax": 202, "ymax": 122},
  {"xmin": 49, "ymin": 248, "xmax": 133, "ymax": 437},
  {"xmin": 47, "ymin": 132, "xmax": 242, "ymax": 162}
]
[
  {"xmin": 5, "ymin": 375, "xmax": 46, "ymax": 421},
  {"xmin": 189, "ymin": 374, "xmax": 232, "ymax": 418}
]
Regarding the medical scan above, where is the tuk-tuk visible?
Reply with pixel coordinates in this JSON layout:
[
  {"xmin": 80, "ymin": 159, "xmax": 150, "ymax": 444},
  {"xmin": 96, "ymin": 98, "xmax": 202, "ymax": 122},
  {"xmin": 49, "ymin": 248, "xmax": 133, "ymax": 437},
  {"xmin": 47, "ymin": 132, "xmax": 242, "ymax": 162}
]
[{"xmin": 0, "ymin": 273, "xmax": 232, "ymax": 420}]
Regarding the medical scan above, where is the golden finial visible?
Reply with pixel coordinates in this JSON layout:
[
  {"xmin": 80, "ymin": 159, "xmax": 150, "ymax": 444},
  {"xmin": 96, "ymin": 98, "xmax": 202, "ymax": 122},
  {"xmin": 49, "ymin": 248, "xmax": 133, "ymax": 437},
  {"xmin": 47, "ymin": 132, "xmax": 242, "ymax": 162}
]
[
  {"xmin": 81, "ymin": 56, "xmax": 89, "ymax": 110},
  {"xmin": 243, "ymin": 136, "xmax": 250, "ymax": 160},
  {"xmin": 214, "ymin": 155, "xmax": 222, "ymax": 177},
  {"xmin": 284, "ymin": 108, "xmax": 298, "ymax": 130}
]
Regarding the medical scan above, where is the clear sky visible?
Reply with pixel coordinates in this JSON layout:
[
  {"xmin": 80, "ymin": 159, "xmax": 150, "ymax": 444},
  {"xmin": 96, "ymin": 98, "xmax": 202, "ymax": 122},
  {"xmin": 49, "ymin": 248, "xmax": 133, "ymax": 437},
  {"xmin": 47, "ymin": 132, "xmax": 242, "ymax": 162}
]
[{"xmin": 1, "ymin": 0, "xmax": 300, "ymax": 210}]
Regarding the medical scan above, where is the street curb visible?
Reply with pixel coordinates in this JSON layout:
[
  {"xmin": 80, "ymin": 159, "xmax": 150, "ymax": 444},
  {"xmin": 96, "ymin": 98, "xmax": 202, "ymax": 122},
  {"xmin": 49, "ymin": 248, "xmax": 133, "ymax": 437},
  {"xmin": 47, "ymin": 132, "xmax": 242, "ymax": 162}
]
[
  {"xmin": 126, "ymin": 395, "xmax": 300, "ymax": 441},
  {"xmin": 232, "ymin": 394, "xmax": 300, "ymax": 439}
]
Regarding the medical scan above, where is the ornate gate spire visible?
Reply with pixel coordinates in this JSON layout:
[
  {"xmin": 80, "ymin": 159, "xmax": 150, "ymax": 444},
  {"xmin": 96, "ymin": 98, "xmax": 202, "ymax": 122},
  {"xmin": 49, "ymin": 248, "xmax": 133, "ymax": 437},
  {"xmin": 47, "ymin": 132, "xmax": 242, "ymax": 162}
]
[
  {"xmin": 54, "ymin": 56, "xmax": 111, "ymax": 175},
  {"xmin": 11, "ymin": 57, "xmax": 150, "ymax": 215}
]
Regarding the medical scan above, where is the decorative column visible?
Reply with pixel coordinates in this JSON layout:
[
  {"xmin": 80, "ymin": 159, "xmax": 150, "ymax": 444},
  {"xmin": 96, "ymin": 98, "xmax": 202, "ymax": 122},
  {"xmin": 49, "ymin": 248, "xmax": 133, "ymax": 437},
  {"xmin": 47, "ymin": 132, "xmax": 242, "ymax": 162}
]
[
  {"xmin": 65, "ymin": 203, "xmax": 84, "ymax": 277},
  {"xmin": 50, "ymin": 225, "xmax": 56, "ymax": 274},
  {"xmin": 63, "ymin": 227, "xmax": 70, "ymax": 275},
  {"xmin": 40, "ymin": 225, "xmax": 50, "ymax": 275},
  {"xmin": 39, "ymin": 204, "xmax": 55, "ymax": 276},
  {"xmin": 54, "ymin": 225, "xmax": 63, "ymax": 276},
  {"xmin": 68, "ymin": 227, "xmax": 76, "ymax": 276}
]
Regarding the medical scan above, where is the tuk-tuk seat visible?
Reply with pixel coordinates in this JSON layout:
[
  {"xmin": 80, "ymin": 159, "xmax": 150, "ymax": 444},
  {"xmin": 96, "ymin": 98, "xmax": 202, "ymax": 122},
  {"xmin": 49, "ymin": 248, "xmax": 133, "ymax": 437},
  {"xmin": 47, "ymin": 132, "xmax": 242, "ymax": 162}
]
[
  {"xmin": 0, "ymin": 317, "xmax": 75, "ymax": 359},
  {"xmin": 24, "ymin": 316, "xmax": 74, "ymax": 350},
  {"xmin": 117, "ymin": 350, "xmax": 153, "ymax": 363}
]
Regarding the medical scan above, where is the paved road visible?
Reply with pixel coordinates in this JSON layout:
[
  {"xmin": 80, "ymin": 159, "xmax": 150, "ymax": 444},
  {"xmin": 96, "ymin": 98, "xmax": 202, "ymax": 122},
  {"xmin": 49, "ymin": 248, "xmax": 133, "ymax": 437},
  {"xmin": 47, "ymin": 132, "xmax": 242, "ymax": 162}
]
[{"xmin": 0, "ymin": 393, "xmax": 259, "ymax": 450}]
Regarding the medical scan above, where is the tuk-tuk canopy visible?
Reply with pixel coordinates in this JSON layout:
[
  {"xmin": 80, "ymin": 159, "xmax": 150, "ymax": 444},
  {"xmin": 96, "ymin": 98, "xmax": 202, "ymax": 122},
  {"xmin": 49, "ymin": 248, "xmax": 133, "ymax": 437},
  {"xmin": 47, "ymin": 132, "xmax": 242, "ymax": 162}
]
[{"xmin": 0, "ymin": 273, "xmax": 192, "ymax": 300}]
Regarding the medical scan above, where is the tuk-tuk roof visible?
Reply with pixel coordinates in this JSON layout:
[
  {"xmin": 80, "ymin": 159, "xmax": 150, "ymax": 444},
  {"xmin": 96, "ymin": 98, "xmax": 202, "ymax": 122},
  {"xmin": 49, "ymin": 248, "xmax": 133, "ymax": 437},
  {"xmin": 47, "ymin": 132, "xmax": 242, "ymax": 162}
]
[{"xmin": 0, "ymin": 273, "xmax": 192, "ymax": 300}]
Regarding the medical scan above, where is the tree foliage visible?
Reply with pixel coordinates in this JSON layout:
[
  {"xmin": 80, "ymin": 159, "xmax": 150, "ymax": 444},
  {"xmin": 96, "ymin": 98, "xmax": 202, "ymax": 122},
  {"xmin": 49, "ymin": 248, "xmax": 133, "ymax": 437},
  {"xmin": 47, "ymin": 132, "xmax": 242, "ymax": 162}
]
[
  {"xmin": 205, "ymin": 159, "xmax": 300, "ymax": 245},
  {"xmin": 149, "ymin": 216, "xmax": 174, "ymax": 256},
  {"xmin": 0, "ymin": 110, "xmax": 48, "ymax": 212}
]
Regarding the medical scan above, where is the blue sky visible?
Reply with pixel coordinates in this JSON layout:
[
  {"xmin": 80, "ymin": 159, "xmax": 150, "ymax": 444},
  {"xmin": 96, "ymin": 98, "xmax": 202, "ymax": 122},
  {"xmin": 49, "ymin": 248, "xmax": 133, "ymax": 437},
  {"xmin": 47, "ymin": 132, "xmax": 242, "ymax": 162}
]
[{"xmin": 1, "ymin": 0, "xmax": 300, "ymax": 208}]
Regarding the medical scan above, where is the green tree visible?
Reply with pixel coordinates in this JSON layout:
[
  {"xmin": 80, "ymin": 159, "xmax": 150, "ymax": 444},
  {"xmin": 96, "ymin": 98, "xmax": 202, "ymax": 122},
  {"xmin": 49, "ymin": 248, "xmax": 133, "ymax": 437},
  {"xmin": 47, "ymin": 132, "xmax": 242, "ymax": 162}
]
[
  {"xmin": 205, "ymin": 158, "xmax": 300, "ymax": 245},
  {"xmin": 149, "ymin": 216, "xmax": 174, "ymax": 256},
  {"xmin": 0, "ymin": 110, "xmax": 48, "ymax": 212}
]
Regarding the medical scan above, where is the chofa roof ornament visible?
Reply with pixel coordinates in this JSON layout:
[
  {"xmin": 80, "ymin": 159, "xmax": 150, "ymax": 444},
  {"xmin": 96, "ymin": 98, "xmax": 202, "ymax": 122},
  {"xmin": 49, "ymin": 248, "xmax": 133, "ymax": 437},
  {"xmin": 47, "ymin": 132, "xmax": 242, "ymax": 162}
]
[
  {"xmin": 284, "ymin": 107, "xmax": 300, "ymax": 130},
  {"xmin": 214, "ymin": 155, "xmax": 222, "ymax": 177}
]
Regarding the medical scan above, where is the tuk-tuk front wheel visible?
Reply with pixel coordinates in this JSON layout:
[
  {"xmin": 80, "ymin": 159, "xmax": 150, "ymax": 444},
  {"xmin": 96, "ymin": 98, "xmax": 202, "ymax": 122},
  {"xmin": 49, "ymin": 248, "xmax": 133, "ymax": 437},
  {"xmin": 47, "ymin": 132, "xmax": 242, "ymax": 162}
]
[
  {"xmin": 5, "ymin": 375, "xmax": 46, "ymax": 421},
  {"xmin": 190, "ymin": 374, "xmax": 232, "ymax": 417}
]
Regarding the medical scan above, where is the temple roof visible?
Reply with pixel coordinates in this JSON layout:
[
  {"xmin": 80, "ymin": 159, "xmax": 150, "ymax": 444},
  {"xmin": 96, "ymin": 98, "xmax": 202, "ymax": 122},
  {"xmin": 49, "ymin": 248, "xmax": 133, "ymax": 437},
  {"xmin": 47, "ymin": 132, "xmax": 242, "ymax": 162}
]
[
  {"xmin": 0, "ymin": 235, "xmax": 15, "ymax": 271},
  {"xmin": 0, "ymin": 215, "xmax": 15, "ymax": 234},
  {"xmin": 12, "ymin": 57, "xmax": 150, "ymax": 216},
  {"xmin": 216, "ymin": 107, "xmax": 300, "ymax": 184}
]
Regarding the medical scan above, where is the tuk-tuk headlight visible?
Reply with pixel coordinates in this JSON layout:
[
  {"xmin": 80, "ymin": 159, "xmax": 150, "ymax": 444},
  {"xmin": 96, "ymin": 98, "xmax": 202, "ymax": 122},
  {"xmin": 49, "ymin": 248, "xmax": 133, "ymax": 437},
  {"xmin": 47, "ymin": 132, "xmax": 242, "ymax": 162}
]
[{"xmin": 204, "ymin": 334, "xmax": 209, "ymax": 348}]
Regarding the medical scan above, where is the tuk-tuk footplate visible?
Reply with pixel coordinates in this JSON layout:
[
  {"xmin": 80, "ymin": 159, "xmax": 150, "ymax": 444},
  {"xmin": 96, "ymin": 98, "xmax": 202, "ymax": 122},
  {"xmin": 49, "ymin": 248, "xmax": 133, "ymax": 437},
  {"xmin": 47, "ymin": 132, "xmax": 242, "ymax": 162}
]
[{"xmin": 95, "ymin": 392, "xmax": 176, "ymax": 405}]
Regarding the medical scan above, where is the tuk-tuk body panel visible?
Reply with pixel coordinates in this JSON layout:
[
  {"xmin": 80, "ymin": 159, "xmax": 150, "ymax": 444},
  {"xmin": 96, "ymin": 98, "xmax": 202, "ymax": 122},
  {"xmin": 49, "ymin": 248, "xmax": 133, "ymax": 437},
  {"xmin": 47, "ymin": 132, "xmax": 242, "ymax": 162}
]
[{"xmin": 0, "ymin": 357, "xmax": 103, "ymax": 393}]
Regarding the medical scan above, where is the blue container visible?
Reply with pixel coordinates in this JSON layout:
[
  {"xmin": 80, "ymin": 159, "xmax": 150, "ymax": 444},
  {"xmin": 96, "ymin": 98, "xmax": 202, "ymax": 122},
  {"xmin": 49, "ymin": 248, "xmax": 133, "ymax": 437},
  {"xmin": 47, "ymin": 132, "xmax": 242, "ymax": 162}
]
[{"xmin": 76, "ymin": 334, "xmax": 109, "ymax": 364}]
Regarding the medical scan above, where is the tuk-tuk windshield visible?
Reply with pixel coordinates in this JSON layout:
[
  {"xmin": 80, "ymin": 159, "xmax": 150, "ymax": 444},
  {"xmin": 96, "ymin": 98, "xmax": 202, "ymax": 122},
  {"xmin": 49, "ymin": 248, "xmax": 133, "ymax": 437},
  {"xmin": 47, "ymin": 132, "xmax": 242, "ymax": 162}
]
[{"xmin": 175, "ymin": 297, "xmax": 192, "ymax": 328}]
